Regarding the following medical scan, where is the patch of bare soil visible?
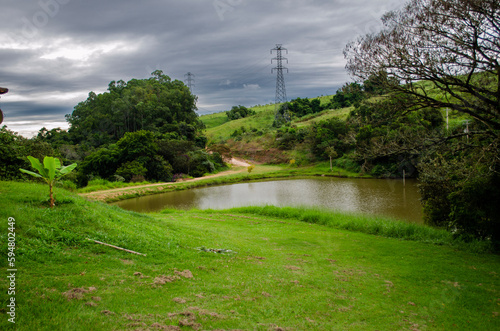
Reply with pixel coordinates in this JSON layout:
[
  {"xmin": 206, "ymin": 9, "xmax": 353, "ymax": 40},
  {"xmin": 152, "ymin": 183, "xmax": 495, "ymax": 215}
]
[
  {"xmin": 174, "ymin": 269, "xmax": 194, "ymax": 279},
  {"xmin": 284, "ymin": 265, "xmax": 301, "ymax": 271},
  {"xmin": 228, "ymin": 140, "xmax": 290, "ymax": 164},
  {"xmin": 150, "ymin": 323, "xmax": 181, "ymax": 330},
  {"xmin": 153, "ymin": 275, "xmax": 180, "ymax": 285},
  {"xmin": 62, "ymin": 287, "xmax": 97, "ymax": 301}
]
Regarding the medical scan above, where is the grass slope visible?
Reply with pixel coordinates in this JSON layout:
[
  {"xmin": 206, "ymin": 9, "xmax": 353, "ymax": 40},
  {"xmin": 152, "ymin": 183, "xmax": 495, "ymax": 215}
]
[
  {"xmin": 200, "ymin": 94, "xmax": 472, "ymax": 146},
  {"xmin": 1, "ymin": 181, "xmax": 499, "ymax": 330},
  {"xmin": 200, "ymin": 97, "xmax": 344, "ymax": 144}
]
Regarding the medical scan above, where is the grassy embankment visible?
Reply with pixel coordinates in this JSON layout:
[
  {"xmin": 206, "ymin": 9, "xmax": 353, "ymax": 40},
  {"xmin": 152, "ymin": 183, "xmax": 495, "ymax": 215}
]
[{"xmin": 1, "ymin": 181, "xmax": 499, "ymax": 330}]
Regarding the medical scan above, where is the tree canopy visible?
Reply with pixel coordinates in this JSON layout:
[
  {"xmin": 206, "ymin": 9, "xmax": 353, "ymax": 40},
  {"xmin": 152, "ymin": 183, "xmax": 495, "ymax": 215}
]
[
  {"xmin": 66, "ymin": 70, "xmax": 202, "ymax": 146},
  {"xmin": 344, "ymin": 0, "xmax": 499, "ymax": 134}
]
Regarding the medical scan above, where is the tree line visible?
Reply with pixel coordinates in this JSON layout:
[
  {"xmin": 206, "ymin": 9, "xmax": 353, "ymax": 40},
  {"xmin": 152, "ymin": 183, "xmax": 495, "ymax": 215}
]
[{"xmin": 1, "ymin": 71, "xmax": 224, "ymax": 186}]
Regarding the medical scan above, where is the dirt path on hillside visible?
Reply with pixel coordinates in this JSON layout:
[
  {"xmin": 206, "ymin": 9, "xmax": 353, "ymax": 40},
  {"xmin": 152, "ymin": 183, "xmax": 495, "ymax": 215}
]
[{"xmin": 80, "ymin": 157, "xmax": 252, "ymax": 202}]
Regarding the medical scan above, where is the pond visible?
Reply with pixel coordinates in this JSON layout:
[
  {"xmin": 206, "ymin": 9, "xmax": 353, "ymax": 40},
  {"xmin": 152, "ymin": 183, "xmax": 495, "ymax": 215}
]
[{"xmin": 111, "ymin": 177, "xmax": 424, "ymax": 224}]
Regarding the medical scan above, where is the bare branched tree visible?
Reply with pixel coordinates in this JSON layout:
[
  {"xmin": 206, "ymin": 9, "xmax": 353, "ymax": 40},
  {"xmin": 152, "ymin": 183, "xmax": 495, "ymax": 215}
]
[{"xmin": 344, "ymin": 0, "xmax": 500, "ymax": 134}]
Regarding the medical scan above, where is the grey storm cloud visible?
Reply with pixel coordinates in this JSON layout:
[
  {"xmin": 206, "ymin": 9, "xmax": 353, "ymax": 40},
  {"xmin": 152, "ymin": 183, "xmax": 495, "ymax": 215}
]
[{"xmin": 0, "ymin": 0, "xmax": 405, "ymax": 136}]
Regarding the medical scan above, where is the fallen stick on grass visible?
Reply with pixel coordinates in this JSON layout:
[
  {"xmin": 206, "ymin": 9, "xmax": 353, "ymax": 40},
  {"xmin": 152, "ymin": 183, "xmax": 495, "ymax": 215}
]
[{"xmin": 87, "ymin": 239, "xmax": 147, "ymax": 256}]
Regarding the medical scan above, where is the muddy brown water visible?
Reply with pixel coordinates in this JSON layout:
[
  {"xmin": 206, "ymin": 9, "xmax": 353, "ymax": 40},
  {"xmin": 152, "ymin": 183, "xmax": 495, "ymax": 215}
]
[{"xmin": 111, "ymin": 178, "xmax": 423, "ymax": 224}]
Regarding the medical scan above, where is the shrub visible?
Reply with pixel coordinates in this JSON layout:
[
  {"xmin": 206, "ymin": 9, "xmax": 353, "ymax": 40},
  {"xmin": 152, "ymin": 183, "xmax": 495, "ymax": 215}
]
[
  {"xmin": 226, "ymin": 105, "xmax": 256, "ymax": 120},
  {"xmin": 116, "ymin": 160, "xmax": 147, "ymax": 182}
]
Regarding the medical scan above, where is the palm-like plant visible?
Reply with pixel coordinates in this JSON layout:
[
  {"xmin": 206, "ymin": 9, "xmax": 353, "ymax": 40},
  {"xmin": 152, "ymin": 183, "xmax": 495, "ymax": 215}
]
[{"xmin": 20, "ymin": 156, "xmax": 77, "ymax": 208}]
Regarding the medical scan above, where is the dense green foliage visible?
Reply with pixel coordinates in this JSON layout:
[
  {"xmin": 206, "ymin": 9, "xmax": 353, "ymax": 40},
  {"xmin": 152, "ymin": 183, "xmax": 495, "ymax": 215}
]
[
  {"xmin": 285, "ymin": 97, "xmax": 324, "ymax": 117},
  {"xmin": 66, "ymin": 70, "xmax": 202, "ymax": 147},
  {"xmin": 0, "ymin": 126, "xmax": 55, "ymax": 180},
  {"xmin": 329, "ymin": 82, "xmax": 365, "ymax": 109},
  {"xmin": 0, "ymin": 71, "xmax": 224, "ymax": 187},
  {"xmin": 226, "ymin": 105, "xmax": 256, "ymax": 120},
  {"xmin": 78, "ymin": 130, "xmax": 223, "ymax": 186}
]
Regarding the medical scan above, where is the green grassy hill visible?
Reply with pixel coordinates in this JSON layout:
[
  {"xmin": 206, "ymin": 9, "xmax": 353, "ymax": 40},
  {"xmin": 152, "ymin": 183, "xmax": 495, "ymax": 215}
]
[
  {"xmin": 200, "ymin": 96, "xmax": 346, "ymax": 144},
  {"xmin": 200, "ymin": 93, "xmax": 471, "ymax": 166},
  {"xmin": 1, "ymin": 181, "xmax": 499, "ymax": 330}
]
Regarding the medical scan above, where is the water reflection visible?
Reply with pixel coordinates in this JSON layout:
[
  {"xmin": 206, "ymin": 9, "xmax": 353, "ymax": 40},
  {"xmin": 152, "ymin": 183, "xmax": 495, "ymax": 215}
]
[{"xmin": 111, "ymin": 178, "xmax": 423, "ymax": 223}]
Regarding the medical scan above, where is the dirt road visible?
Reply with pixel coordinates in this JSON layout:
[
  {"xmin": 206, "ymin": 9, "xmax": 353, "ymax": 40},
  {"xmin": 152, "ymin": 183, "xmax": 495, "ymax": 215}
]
[{"xmin": 80, "ymin": 157, "xmax": 251, "ymax": 201}]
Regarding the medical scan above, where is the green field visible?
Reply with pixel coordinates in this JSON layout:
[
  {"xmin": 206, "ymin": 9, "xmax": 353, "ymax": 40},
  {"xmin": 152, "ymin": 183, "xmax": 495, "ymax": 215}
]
[{"xmin": 1, "ymin": 181, "xmax": 499, "ymax": 330}]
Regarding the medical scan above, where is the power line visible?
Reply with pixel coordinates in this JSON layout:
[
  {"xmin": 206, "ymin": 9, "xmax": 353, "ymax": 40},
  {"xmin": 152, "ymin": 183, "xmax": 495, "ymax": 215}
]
[{"xmin": 271, "ymin": 44, "xmax": 290, "ymax": 125}]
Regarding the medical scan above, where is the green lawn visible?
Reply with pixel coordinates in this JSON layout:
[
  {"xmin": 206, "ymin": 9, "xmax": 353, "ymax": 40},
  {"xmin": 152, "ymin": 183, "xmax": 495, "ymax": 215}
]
[{"xmin": 0, "ymin": 181, "xmax": 499, "ymax": 330}]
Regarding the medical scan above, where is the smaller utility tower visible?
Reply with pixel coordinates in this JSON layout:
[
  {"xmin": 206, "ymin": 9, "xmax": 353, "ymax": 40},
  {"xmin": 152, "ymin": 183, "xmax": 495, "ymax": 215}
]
[
  {"xmin": 271, "ymin": 44, "xmax": 290, "ymax": 125},
  {"xmin": 184, "ymin": 72, "xmax": 195, "ymax": 92}
]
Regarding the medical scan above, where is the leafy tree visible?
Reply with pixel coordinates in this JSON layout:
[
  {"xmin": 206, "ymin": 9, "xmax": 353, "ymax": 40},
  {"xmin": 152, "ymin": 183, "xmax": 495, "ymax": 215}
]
[
  {"xmin": 344, "ymin": 0, "xmax": 500, "ymax": 242},
  {"xmin": 330, "ymin": 82, "xmax": 365, "ymax": 109},
  {"xmin": 66, "ymin": 71, "xmax": 202, "ymax": 146},
  {"xmin": 20, "ymin": 156, "xmax": 77, "ymax": 208},
  {"xmin": 116, "ymin": 130, "xmax": 158, "ymax": 164},
  {"xmin": 115, "ymin": 160, "xmax": 147, "ymax": 182},
  {"xmin": 287, "ymin": 97, "xmax": 325, "ymax": 117},
  {"xmin": 362, "ymin": 70, "xmax": 396, "ymax": 96},
  {"xmin": 325, "ymin": 147, "xmax": 337, "ymax": 171},
  {"xmin": 275, "ymin": 127, "xmax": 307, "ymax": 150},
  {"xmin": 37, "ymin": 127, "xmax": 72, "ymax": 147},
  {"xmin": 79, "ymin": 144, "xmax": 121, "ymax": 184},
  {"xmin": 309, "ymin": 118, "xmax": 350, "ymax": 159},
  {"xmin": 0, "ymin": 126, "xmax": 55, "ymax": 180},
  {"xmin": 226, "ymin": 105, "xmax": 256, "ymax": 120}
]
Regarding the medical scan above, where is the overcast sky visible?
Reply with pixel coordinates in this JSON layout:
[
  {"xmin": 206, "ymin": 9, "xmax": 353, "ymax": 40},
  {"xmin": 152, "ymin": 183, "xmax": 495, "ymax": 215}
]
[{"xmin": 0, "ymin": 0, "xmax": 405, "ymax": 137}]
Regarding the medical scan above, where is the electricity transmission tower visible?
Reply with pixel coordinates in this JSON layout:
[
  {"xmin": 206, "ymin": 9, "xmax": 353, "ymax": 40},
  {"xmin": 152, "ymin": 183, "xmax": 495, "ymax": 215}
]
[
  {"xmin": 184, "ymin": 72, "xmax": 195, "ymax": 92},
  {"xmin": 271, "ymin": 44, "xmax": 290, "ymax": 125}
]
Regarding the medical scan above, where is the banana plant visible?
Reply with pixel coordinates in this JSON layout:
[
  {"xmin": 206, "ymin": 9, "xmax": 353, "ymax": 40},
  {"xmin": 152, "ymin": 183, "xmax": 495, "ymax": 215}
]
[{"xmin": 20, "ymin": 156, "xmax": 77, "ymax": 208}]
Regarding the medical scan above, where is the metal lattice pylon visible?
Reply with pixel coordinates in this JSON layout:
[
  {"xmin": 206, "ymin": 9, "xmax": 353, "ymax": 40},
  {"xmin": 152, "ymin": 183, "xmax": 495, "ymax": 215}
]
[
  {"xmin": 271, "ymin": 44, "xmax": 290, "ymax": 124},
  {"xmin": 184, "ymin": 72, "xmax": 195, "ymax": 92}
]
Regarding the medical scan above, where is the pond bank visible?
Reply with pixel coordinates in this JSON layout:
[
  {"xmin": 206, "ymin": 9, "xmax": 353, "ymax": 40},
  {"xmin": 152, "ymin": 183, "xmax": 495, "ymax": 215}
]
[
  {"xmin": 80, "ymin": 162, "xmax": 368, "ymax": 203},
  {"xmin": 112, "ymin": 177, "xmax": 423, "ymax": 224}
]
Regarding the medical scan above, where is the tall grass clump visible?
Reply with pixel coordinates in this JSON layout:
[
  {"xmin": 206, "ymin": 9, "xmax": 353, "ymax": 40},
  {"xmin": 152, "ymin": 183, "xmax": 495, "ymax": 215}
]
[{"xmin": 225, "ymin": 205, "xmax": 493, "ymax": 253}]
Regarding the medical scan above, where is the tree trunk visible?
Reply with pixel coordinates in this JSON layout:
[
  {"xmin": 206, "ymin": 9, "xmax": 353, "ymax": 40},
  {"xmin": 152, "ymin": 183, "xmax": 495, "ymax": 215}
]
[
  {"xmin": 49, "ymin": 183, "xmax": 55, "ymax": 208},
  {"xmin": 330, "ymin": 156, "xmax": 332, "ymax": 171}
]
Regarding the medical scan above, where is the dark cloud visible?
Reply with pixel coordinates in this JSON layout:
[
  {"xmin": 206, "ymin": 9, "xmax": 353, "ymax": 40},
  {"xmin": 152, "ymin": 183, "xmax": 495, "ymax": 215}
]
[{"xmin": 0, "ymin": 0, "xmax": 406, "ymax": 136}]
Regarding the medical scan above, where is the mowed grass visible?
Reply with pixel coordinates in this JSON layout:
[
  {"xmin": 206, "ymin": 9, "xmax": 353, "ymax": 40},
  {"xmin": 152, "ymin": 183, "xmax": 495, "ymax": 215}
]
[{"xmin": 0, "ymin": 181, "xmax": 499, "ymax": 330}]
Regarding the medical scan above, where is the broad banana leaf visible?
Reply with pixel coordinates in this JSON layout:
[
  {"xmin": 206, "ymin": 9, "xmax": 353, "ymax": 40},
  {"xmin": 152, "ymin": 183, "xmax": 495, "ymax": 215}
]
[
  {"xmin": 44, "ymin": 156, "xmax": 58, "ymax": 182},
  {"xmin": 58, "ymin": 163, "xmax": 78, "ymax": 176},
  {"xmin": 19, "ymin": 168, "xmax": 43, "ymax": 178},
  {"xmin": 26, "ymin": 156, "xmax": 48, "ymax": 178}
]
